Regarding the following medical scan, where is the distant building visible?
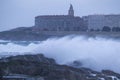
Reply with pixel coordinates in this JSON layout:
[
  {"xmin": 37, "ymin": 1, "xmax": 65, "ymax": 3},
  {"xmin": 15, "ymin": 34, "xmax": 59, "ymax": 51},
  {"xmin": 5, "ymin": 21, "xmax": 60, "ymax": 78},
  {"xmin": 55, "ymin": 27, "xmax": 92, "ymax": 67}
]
[
  {"xmin": 35, "ymin": 4, "xmax": 87, "ymax": 31},
  {"xmin": 68, "ymin": 4, "xmax": 74, "ymax": 16},
  {"xmin": 35, "ymin": 4, "xmax": 120, "ymax": 32},
  {"xmin": 83, "ymin": 15, "xmax": 120, "ymax": 30}
]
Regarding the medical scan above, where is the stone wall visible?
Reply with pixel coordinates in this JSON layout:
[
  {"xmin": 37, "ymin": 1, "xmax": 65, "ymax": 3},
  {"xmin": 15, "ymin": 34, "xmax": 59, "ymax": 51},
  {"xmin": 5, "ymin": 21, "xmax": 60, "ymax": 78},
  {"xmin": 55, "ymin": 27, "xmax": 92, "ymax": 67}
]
[
  {"xmin": 35, "ymin": 15, "xmax": 87, "ymax": 31},
  {"xmin": 83, "ymin": 15, "xmax": 120, "ymax": 30}
]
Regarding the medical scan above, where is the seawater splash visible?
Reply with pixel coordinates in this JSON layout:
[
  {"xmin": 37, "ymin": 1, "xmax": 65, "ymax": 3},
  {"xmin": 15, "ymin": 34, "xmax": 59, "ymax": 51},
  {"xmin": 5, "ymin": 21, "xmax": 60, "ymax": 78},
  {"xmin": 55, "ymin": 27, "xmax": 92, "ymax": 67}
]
[{"xmin": 0, "ymin": 36, "xmax": 120, "ymax": 73}]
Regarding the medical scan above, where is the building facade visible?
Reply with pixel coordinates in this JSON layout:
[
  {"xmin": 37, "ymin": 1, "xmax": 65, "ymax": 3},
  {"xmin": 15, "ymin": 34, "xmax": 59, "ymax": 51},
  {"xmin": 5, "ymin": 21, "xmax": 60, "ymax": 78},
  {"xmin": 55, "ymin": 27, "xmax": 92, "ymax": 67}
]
[
  {"xmin": 83, "ymin": 15, "xmax": 120, "ymax": 30},
  {"xmin": 35, "ymin": 5, "xmax": 87, "ymax": 31}
]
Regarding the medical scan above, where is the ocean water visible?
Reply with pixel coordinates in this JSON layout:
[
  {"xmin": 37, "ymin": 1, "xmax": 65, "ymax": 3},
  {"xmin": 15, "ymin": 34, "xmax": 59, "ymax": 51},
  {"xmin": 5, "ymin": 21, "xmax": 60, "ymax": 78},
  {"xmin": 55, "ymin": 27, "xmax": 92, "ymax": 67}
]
[{"xmin": 0, "ymin": 36, "xmax": 120, "ymax": 73}]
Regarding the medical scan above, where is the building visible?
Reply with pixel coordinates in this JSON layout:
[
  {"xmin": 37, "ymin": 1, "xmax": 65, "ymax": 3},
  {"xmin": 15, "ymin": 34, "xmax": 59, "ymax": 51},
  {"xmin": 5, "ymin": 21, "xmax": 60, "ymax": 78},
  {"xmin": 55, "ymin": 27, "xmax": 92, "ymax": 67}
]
[
  {"xmin": 35, "ymin": 4, "xmax": 120, "ymax": 32},
  {"xmin": 83, "ymin": 15, "xmax": 120, "ymax": 30},
  {"xmin": 35, "ymin": 4, "xmax": 87, "ymax": 31},
  {"xmin": 68, "ymin": 4, "xmax": 74, "ymax": 16}
]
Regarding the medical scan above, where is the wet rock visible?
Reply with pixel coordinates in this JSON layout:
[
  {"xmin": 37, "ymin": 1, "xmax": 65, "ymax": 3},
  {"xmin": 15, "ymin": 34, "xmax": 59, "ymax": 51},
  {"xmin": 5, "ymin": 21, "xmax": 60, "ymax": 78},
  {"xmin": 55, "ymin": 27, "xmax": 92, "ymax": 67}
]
[{"xmin": 0, "ymin": 54, "xmax": 120, "ymax": 80}]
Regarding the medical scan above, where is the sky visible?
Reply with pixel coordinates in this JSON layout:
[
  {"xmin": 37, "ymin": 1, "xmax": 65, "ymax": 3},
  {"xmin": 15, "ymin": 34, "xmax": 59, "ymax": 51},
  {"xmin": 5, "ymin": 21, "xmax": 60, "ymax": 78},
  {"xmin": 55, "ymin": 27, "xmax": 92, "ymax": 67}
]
[{"xmin": 0, "ymin": 0, "xmax": 120, "ymax": 31}]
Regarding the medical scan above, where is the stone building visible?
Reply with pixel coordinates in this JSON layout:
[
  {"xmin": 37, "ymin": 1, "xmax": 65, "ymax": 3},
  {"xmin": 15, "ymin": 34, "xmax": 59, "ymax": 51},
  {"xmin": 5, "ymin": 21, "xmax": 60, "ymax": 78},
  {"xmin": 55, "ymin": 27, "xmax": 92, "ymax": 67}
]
[
  {"xmin": 83, "ymin": 14, "xmax": 120, "ymax": 30},
  {"xmin": 68, "ymin": 4, "xmax": 74, "ymax": 16},
  {"xmin": 35, "ymin": 4, "xmax": 87, "ymax": 31}
]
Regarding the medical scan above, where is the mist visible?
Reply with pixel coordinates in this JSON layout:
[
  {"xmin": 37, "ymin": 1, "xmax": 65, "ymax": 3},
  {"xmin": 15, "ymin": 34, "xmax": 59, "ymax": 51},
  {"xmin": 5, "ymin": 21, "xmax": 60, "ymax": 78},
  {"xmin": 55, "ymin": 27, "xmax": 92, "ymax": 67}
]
[{"xmin": 0, "ymin": 36, "xmax": 120, "ymax": 73}]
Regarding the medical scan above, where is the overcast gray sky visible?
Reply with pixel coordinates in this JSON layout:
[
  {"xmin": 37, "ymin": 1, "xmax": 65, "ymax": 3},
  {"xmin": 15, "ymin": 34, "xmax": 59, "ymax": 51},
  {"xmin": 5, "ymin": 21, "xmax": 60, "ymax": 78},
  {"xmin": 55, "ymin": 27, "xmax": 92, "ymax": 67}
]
[{"xmin": 0, "ymin": 0, "xmax": 120, "ymax": 31}]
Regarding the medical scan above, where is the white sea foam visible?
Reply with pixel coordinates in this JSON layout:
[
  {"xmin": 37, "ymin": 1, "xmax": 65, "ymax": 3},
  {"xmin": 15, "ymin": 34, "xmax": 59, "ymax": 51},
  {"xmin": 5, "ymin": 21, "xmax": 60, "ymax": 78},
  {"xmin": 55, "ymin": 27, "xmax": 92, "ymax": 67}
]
[{"xmin": 0, "ymin": 36, "xmax": 120, "ymax": 73}]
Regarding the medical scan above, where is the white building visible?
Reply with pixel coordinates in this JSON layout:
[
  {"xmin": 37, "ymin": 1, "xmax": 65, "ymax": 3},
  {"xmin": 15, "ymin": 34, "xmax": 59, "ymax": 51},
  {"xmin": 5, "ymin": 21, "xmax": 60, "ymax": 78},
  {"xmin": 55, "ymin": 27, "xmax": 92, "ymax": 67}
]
[{"xmin": 83, "ymin": 14, "xmax": 120, "ymax": 30}]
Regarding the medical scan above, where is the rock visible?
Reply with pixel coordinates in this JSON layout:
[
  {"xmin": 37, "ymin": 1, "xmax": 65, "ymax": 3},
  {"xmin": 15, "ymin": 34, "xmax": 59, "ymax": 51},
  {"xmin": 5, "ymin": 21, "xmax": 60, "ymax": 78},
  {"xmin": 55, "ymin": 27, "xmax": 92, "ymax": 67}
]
[
  {"xmin": 0, "ymin": 54, "xmax": 120, "ymax": 80},
  {"xmin": 3, "ymin": 54, "xmax": 56, "ymax": 65},
  {"xmin": 102, "ymin": 70, "xmax": 120, "ymax": 78},
  {"xmin": 68, "ymin": 60, "xmax": 83, "ymax": 68}
]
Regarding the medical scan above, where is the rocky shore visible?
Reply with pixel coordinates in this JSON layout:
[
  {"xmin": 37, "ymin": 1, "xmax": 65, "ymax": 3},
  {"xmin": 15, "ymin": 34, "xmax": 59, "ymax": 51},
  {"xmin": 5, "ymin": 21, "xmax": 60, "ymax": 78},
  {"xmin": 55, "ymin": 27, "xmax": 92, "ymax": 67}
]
[
  {"xmin": 1, "ymin": 27, "xmax": 120, "ymax": 41},
  {"xmin": 0, "ymin": 54, "xmax": 120, "ymax": 80}
]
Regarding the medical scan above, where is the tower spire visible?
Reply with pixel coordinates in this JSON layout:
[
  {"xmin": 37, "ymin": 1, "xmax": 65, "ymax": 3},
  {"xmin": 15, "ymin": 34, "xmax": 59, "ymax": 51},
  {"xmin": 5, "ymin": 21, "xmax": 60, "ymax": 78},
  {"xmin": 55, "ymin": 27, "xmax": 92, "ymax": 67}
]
[{"xmin": 68, "ymin": 4, "xmax": 74, "ymax": 16}]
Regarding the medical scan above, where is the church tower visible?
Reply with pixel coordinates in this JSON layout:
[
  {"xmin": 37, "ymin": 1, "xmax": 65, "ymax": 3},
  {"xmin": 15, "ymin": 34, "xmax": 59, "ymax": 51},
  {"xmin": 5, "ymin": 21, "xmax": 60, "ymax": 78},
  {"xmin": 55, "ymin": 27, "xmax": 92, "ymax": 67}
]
[{"xmin": 68, "ymin": 4, "xmax": 74, "ymax": 16}]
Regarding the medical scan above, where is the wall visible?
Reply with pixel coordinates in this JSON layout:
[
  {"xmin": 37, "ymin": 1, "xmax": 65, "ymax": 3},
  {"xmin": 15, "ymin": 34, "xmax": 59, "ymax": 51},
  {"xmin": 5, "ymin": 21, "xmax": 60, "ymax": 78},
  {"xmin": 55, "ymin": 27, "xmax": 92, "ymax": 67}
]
[
  {"xmin": 35, "ymin": 15, "xmax": 87, "ymax": 31},
  {"xmin": 83, "ymin": 15, "xmax": 120, "ymax": 30}
]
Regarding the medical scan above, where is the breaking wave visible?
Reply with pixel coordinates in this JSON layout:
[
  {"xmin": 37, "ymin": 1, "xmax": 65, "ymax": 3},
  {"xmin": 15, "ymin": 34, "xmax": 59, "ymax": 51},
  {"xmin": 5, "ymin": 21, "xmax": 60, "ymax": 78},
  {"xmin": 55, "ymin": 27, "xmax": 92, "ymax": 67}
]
[{"xmin": 0, "ymin": 36, "xmax": 120, "ymax": 73}]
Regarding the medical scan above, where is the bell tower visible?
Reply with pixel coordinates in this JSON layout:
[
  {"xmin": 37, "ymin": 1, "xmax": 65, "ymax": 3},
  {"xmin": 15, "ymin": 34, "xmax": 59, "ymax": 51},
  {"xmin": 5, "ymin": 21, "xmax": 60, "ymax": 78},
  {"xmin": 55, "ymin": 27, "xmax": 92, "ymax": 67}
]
[{"xmin": 68, "ymin": 4, "xmax": 74, "ymax": 16}]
